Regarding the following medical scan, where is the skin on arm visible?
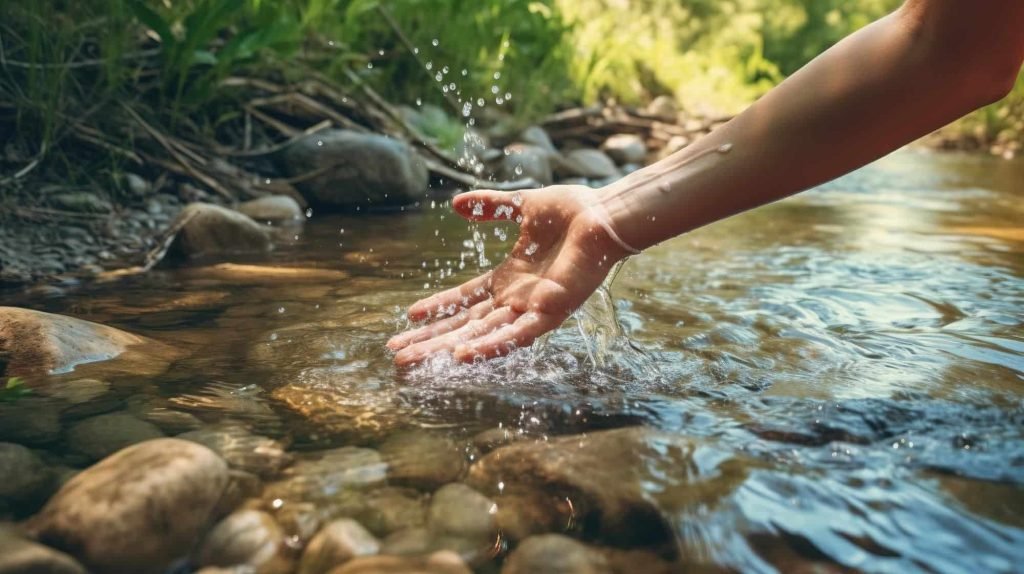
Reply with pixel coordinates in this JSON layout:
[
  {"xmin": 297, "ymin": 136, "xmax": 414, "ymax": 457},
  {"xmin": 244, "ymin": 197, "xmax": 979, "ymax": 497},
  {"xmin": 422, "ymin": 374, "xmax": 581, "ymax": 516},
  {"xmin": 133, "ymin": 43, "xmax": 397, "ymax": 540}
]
[{"xmin": 388, "ymin": 0, "xmax": 1024, "ymax": 366}]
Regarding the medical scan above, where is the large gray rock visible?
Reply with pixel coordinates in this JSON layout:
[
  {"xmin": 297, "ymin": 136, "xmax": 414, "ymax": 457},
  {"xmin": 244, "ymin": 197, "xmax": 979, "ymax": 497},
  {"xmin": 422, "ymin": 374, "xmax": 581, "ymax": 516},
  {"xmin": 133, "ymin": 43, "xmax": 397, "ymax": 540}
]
[
  {"xmin": 0, "ymin": 524, "xmax": 87, "ymax": 574},
  {"xmin": 517, "ymin": 126, "xmax": 557, "ymax": 154},
  {"xmin": 600, "ymin": 134, "xmax": 647, "ymax": 165},
  {"xmin": 466, "ymin": 427, "xmax": 746, "ymax": 549},
  {"xmin": 380, "ymin": 432, "xmax": 467, "ymax": 490},
  {"xmin": 170, "ymin": 203, "xmax": 272, "ymax": 258},
  {"xmin": 197, "ymin": 510, "xmax": 293, "ymax": 574},
  {"xmin": 27, "ymin": 438, "xmax": 230, "ymax": 574},
  {"xmin": 0, "ymin": 443, "xmax": 54, "ymax": 511},
  {"xmin": 498, "ymin": 144, "xmax": 553, "ymax": 185},
  {"xmin": 0, "ymin": 307, "xmax": 148, "ymax": 376},
  {"xmin": 281, "ymin": 130, "xmax": 428, "ymax": 210},
  {"xmin": 299, "ymin": 518, "xmax": 380, "ymax": 574},
  {"xmin": 501, "ymin": 535, "xmax": 611, "ymax": 574},
  {"xmin": 556, "ymin": 149, "xmax": 621, "ymax": 180},
  {"xmin": 237, "ymin": 195, "xmax": 304, "ymax": 223},
  {"xmin": 327, "ymin": 551, "xmax": 472, "ymax": 574},
  {"xmin": 66, "ymin": 412, "xmax": 164, "ymax": 462}
]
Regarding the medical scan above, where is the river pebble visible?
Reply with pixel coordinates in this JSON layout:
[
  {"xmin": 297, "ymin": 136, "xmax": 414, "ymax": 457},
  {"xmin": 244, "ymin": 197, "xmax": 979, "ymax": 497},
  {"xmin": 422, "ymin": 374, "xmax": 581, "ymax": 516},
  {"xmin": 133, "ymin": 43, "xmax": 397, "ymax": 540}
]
[
  {"xmin": 66, "ymin": 411, "xmax": 164, "ymax": 462},
  {"xmin": 501, "ymin": 534, "xmax": 611, "ymax": 574},
  {"xmin": 298, "ymin": 518, "xmax": 380, "ymax": 574},
  {"xmin": 197, "ymin": 509, "xmax": 293, "ymax": 574}
]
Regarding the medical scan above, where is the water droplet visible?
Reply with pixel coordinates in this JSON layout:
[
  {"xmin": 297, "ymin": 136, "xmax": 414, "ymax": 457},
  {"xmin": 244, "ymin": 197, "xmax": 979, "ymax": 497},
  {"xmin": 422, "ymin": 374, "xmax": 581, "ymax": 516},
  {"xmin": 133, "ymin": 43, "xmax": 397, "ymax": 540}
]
[
  {"xmin": 493, "ymin": 71, "xmax": 501, "ymax": 80},
  {"xmin": 461, "ymin": 69, "xmax": 468, "ymax": 76},
  {"xmin": 717, "ymin": 143, "xmax": 733, "ymax": 154},
  {"xmin": 491, "ymin": 85, "xmax": 499, "ymax": 94},
  {"xmin": 305, "ymin": 208, "xmax": 313, "ymax": 218},
  {"xmin": 367, "ymin": 62, "xmax": 373, "ymax": 69},
  {"xmin": 525, "ymin": 242, "xmax": 539, "ymax": 256},
  {"xmin": 425, "ymin": 61, "xmax": 433, "ymax": 71},
  {"xmin": 476, "ymin": 98, "xmax": 485, "ymax": 107},
  {"xmin": 462, "ymin": 102, "xmax": 473, "ymax": 117},
  {"xmin": 413, "ymin": 47, "xmax": 419, "ymax": 54},
  {"xmin": 513, "ymin": 165, "xmax": 523, "ymax": 176},
  {"xmin": 435, "ymin": 72, "xmax": 443, "ymax": 82},
  {"xmin": 472, "ymin": 202, "xmax": 484, "ymax": 217},
  {"xmin": 415, "ymin": 98, "xmax": 422, "ymax": 106},
  {"xmin": 511, "ymin": 192, "xmax": 523, "ymax": 206},
  {"xmin": 442, "ymin": 66, "xmax": 449, "ymax": 74},
  {"xmin": 316, "ymin": 140, "xmax": 323, "ymax": 147},
  {"xmin": 431, "ymin": 38, "xmax": 439, "ymax": 46},
  {"xmin": 378, "ymin": 49, "xmax": 385, "ymax": 56}
]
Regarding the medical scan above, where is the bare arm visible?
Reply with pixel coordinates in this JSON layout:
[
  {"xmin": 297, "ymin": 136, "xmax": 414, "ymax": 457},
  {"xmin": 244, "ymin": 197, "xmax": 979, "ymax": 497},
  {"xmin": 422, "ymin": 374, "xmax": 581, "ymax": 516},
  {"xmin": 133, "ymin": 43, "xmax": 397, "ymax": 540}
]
[{"xmin": 389, "ymin": 0, "xmax": 1024, "ymax": 365}]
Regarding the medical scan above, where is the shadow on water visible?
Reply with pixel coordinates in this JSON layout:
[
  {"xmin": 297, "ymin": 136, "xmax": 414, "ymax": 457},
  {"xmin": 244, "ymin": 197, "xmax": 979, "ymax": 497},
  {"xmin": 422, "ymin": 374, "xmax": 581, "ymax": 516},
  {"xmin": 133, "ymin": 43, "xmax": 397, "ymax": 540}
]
[{"xmin": 9, "ymin": 150, "xmax": 1024, "ymax": 571}]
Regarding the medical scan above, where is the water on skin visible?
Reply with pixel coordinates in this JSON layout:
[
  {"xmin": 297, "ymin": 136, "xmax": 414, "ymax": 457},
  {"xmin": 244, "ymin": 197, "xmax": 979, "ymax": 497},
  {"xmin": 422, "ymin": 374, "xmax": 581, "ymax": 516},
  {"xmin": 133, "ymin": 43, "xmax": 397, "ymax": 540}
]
[{"xmin": 8, "ymin": 150, "xmax": 1024, "ymax": 571}]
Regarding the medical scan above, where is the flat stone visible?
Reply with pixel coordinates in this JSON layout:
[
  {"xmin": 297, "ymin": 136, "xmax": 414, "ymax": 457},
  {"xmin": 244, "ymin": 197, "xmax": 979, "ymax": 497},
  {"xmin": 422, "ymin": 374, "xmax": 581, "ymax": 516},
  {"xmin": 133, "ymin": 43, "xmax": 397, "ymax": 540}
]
[
  {"xmin": 237, "ymin": 195, "xmax": 305, "ymax": 223},
  {"xmin": 501, "ymin": 535, "xmax": 611, "ymax": 574},
  {"xmin": 298, "ymin": 518, "xmax": 380, "ymax": 574},
  {"xmin": 66, "ymin": 412, "xmax": 164, "ymax": 462},
  {"xmin": 263, "ymin": 447, "xmax": 386, "ymax": 504},
  {"xmin": 27, "ymin": 438, "xmax": 229, "ymax": 574},
  {"xmin": 197, "ymin": 510, "xmax": 293, "ymax": 574},
  {"xmin": 168, "ymin": 203, "xmax": 271, "ymax": 258},
  {"xmin": 0, "ymin": 524, "xmax": 87, "ymax": 574},
  {"xmin": 498, "ymin": 144, "xmax": 553, "ymax": 185},
  {"xmin": 327, "ymin": 551, "xmax": 472, "ymax": 574},
  {"xmin": 380, "ymin": 432, "xmax": 467, "ymax": 490},
  {"xmin": 179, "ymin": 423, "xmax": 293, "ymax": 479},
  {"xmin": 281, "ymin": 130, "xmax": 428, "ymax": 210},
  {"xmin": 556, "ymin": 149, "xmax": 621, "ymax": 179}
]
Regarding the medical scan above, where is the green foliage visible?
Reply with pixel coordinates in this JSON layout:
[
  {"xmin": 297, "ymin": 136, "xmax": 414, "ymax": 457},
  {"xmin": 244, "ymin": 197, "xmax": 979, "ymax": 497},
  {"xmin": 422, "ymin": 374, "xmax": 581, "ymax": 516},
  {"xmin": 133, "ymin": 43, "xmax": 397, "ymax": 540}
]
[{"xmin": 0, "ymin": 377, "xmax": 31, "ymax": 403}]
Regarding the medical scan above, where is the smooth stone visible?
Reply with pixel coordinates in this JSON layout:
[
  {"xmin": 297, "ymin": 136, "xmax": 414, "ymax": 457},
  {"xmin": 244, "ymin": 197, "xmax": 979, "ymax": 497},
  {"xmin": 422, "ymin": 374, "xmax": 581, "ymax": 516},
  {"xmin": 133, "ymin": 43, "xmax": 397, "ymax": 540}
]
[
  {"xmin": 298, "ymin": 518, "xmax": 380, "ymax": 574},
  {"xmin": 600, "ymin": 134, "xmax": 647, "ymax": 165},
  {"xmin": 280, "ymin": 130, "xmax": 428, "ymax": 209},
  {"xmin": 66, "ymin": 412, "xmax": 164, "ymax": 462},
  {"xmin": 327, "ymin": 551, "xmax": 472, "ymax": 574},
  {"xmin": 517, "ymin": 126, "xmax": 557, "ymax": 153},
  {"xmin": 197, "ymin": 510, "xmax": 292, "ymax": 574},
  {"xmin": 178, "ymin": 423, "xmax": 293, "ymax": 479},
  {"xmin": 498, "ymin": 144, "xmax": 553, "ymax": 185},
  {"xmin": 0, "ymin": 443, "xmax": 54, "ymax": 510},
  {"xmin": 355, "ymin": 487, "xmax": 427, "ymax": 537},
  {"xmin": 427, "ymin": 483, "xmax": 498, "ymax": 563},
  {"xmin": 262, "ymin": 447, "xmax": 387, "ymax": 504},
  {"xmin": 237, "ymin": 195, "xmax": 304, "ymax": 223},
  {"xmin": 0, "ymin": 399, "xmax": 62, "ymax": 445},
  {"xmin": 37, "ymin": 377, "xmax": 116, "ymax": 419},
  {"xmin": 52, "ymin": 192, "xmax": 112, "ymax": 213},
  {"xmin": 380, "ymin": 432, "xmax": 467, "ymax": 490},
  {"xmin": 0, "ymin": 524, "xmax": 87, "ymax": 574},
  {"xmin": 27, "ymin": 438, "xmax": 229, "ymax": 574},
  {"xmin": 471, "ymin": 427, "xmax": 519, "ymax": 454},
  {"xmin": 645, "ymin": 95, "xmax": 678, "ymax": 120},
  {"xmin": 125, "ymin": 172, "xmax": 150, "ymax": 197},
  {"xmin": 501, "ymin": 535, "xmax": 612, "ymax": 574},
  {"xmin": 168, "ymin": 203, "xmax": 271, "ymax": 258},
  {"xmin": 379, "ymin": 527, "xmax": 432, "ymax": 556},
  {"xmin": 557, "ymin": 149, "xmax": 621, "ymax": 179},
  {"xmin": 467, "ymin": 427, "xmax": 746, "ymax": 550},
  {"xmin": 0, "ymin": 307, "xmax": 148, "ymax": 376},
  {"xmin": 126, "ymin": 396, "xmax": 205, "ymax": 434}
]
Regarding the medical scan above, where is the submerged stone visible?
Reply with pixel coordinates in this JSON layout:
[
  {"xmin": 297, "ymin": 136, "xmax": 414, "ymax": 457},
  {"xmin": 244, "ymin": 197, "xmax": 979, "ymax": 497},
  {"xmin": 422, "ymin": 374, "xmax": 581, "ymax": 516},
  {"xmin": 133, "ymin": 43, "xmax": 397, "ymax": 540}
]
[
  {"xmin": 326, "ymin": 550, "xmax": 472, "ymax": 574},
  {"xmin": 298, "ymin": 518, "xmax": 380, "ymax": 574},
  {"xmin": 197, "ymin": 509, "xmax": 293, "ymax": 574},
  {"xmin": 380, "ymin": 431, "xmax": 467, "ymax": 489},
  {"xmin": 0, "ymin": 524, "xmax": 87, "ymax": 574},
  {"xmin": 66, "ymin": 411, "xmax": 165, "ymax": 462},
  {"xmin": 179, "ymin": 422, "xmax": 293, "ymax": 479},
  {"xmin": 501, "ymin": 534, "xmax": 612, "ymax": 574},
  {"xmin": 0, "ymin": 443, "xmax": 54, "ymax": 513}
]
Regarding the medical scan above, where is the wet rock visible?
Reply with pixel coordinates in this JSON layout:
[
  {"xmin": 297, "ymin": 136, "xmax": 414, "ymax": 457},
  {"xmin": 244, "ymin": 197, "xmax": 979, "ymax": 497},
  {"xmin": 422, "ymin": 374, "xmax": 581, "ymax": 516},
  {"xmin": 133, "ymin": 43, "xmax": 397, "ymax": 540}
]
[
  {"xmin": 38, "ymin": 378, "xmax": 118, "ymax": 419},
  {"xmin": 27, "ymin": 438, "xmax": 229, "ymax": 574},
  {"xmin": 169, "ymin": 203, "xmax": 272, "ymax": 258},
  {"xmin": 355, "ymin": 487, "xmax": 427, "ymax": 537},
  {"xmin": 327, "ymin": 551, "xmax": 472, "ymax": 574},
  {"xmin": 179, "ymin": 423, "xmax": 293, "ymax": 479},
  {"xmin": 126, "ymin": 395, "xmax": 205, "ymax": 434},
  {"xmin": 601, "ymin": 548, "xmax": 676, "ymax": 574},
  {"xmin": 380, "ymin": 432, "xmax": 467, "ymax": 490},
  {"xmin": 0, "ymin": 398, "xmax": 62, "ymax": 445},
  {"xmin": 124, "ymin": 172, "xmax": 150, "ymax": 197},
  {"xmin": 52, "ymin": 192, "xmax": 112, "ymax": 213},
  {"xmin": 281, "ymin": 130, "xmax": 428, "ymax": 210},
  {"xmin": 263, "ymin": 447, "xmax": 386, "ymax": 504},
  {"xmin": 467, "ymin": 427, "xmax": 746, "ymax": 550},
  {"xmin": 274, "ymin": 501, "xmax": 325, "ymax": 542},
  {"xmin": 380, "ymin": 527, "xmax": 432, "ymax": 556},
  {"xmin": 517, "ymin": 126, "xmax": 557, "ymax": 153},
  {"xmin": 197, "ymin": 510, "xmax": 293, "ymax": 574},
  {"xmin": 498, "ymin": 144, "xmax": 553, "ymax": 185},
  {"xmin": 471, "ymin": 427, "xmax": 519, "ymax": 454},
  {"xmin": 238, "ymin": 195, "xmax": 305, "ymax": 223},
  {"xmin": 502, "ymin": 535, "xmax": 611, "ymax": 574},
  {"xmin": 556, "ymin": 149, "xmax": 621, "ymax": 180},
  {"xmin": 0, "ymin": 443, "xmax": 54, "ymax": 511},
  {"xmin": 66, "ymin": 411, "xmax": 164, "ymax": 462},
  {"xmin": 0, "ymin": 307, "xmax": 149, "ymax": 376},
  {"xmin": 298, "ymin": 518, "xmax": 380, "ymax": 574},
  {"xmin": 0, "ymin": 524, "xmax": 87, "ymax": 574},
  {"xmin": 427, "ymin": 483, "xmax": 498, "ymax": 562},
  {"xmin": 601, "ymin": 134, "xmax": 647, "ymax": 165}
]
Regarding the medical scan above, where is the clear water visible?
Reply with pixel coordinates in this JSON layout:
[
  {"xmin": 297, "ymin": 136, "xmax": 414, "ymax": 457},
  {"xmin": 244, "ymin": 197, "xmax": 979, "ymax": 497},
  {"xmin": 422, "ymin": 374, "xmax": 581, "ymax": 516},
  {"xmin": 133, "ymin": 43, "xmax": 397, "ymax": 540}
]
[{"xmin": 10, "ymin": 149, "xmax": 1024, "ymax": 572}]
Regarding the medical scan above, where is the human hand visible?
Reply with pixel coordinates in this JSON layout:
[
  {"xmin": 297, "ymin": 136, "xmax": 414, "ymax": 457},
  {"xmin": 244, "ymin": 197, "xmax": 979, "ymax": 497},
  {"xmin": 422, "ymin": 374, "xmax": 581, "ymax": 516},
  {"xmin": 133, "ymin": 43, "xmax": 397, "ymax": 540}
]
[{"xmin": 387, "ymin": 185, "xmax": 632, "ymax": 366}]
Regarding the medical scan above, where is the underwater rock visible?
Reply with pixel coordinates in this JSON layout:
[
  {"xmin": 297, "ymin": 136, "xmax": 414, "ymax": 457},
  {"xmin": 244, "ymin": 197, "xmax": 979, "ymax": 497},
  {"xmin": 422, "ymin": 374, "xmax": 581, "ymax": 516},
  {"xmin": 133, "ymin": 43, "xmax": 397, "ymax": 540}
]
[
  {"xmin": 262, "ymin": 447, "xmax": 387, "ymax": 504},
  {"xmin": 353, "ymin": 487, "xmax": 427, "ymax": 537},
  {"xmin": 0, "ymin": 524, "xmax": 87, "ymax": 574},
  {"xmin": 66, "ymin": 411, "xmax": 164, "ymax": 462},
  {"xmin": 179, "ymin": 423, "xmax": 293, "ymax": 479},
  {"xmin": 0, "ymin": 306, "xmax": 150, "ymax": 376},
  {"xmin": 556, "ymin": 149, "xmax": 622, "ymax": 180},
  {"xmin": 426, "ymin": 483, "xmax": 498, "ymax": 564},
  {"xmin": 169, "ymin": 203, "xmax": 272, "ymax": 258},
  {"xmin": 281, "ymin": 130, "xmax": 428, "ymax": 210},
  {"xmin": 298, "ymin": 518, "xmax": 380, "ymax": 574},
  {"xmin": 197, "ymin": 509, "xmax": 293, "ymax": 574},
  {"xmin": 0, "ymin": 443, "xmax": 54, "ymax": 512},
  {"xmin": 326, "ymin": 551, "xmax": 472, "ymax": 574},
  {"xmin": 601, "ymin": 134, "xmax": 647, "ymax": 165},
  {"xmin": 467, "ymin": 427, "xmax": 746, "ymax": 550},
  {"xmin": 498, "ymin": 144, "xmax": 554, "ymax": 185},
  {"xmin": 380, "ymin": 431, "xmax": 467, "ymax": 490},
  {"xmin": 0, "ymin": 398, "xmax": 62, "ymax": 445},
  {"xmin": 37, "ymin": 377, "xmax": 118, "ymax": 420},
  {"xmin": 471, "ymin": 427, "xmax": 520, "ymax": 454},
  {"xmin": 237, "ymin": 195, "xmax": 305, "ymax": 223},
  {"xmin": 27, "ymin": 438, "xmax": 229, "ymax": 574},
  {"xmin": 501, "ymin": 534, "xmax": 612, "ymax": 574}
]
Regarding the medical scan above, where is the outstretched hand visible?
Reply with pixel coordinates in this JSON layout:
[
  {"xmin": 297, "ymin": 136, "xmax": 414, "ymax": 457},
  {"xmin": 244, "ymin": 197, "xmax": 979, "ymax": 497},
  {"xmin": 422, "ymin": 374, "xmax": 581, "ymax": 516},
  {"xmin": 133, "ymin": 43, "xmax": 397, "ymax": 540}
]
[{"xmin": 387, "ymin": 185, "xmax": 629, "ymax": 366}]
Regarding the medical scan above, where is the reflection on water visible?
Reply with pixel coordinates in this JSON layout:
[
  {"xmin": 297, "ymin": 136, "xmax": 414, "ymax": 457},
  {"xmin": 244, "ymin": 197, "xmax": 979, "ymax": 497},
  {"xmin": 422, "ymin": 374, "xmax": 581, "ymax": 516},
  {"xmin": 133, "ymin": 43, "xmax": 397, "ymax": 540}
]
[{"xmin": 9, "ymin": 150, "xmax": 1024, "ymax": 571}]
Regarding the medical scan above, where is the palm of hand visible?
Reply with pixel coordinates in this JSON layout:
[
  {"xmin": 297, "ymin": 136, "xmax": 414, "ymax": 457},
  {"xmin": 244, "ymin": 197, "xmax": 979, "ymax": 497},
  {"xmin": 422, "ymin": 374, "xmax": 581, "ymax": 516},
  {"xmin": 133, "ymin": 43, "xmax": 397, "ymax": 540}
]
[{"xmin": 387, "ymin": 185, "xmax": 618, "ymax": 365}]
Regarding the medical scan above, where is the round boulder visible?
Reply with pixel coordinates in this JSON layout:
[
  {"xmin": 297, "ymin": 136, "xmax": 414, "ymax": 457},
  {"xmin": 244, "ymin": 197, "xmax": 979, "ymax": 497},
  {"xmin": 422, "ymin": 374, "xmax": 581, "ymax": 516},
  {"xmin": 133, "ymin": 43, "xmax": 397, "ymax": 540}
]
[
  {"xmin": 501, "ymin": 535, "xmax": 611, "ymax": 574},
  {"xmin": 66, "ymin": 412, "xmax": 164, "ymax": 462},
  {"xmin": 298, "ymin": 518, "xmax": 380, "ymax": 574},
  {"xmin": 169, "ymin": 203, "xmax": 272, "ymax": 258},
  {"xmin": 197, "ymin": 509, "xmax": 293, "ymax": 574}
]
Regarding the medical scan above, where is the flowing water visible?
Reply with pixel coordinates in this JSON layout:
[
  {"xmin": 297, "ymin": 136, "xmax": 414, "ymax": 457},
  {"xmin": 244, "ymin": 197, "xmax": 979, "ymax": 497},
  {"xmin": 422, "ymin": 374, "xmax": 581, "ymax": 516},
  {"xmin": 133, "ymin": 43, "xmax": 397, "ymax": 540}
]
[{"xmin": 7, "ymin": 149, "xmax": 1024, "ymax": 572}]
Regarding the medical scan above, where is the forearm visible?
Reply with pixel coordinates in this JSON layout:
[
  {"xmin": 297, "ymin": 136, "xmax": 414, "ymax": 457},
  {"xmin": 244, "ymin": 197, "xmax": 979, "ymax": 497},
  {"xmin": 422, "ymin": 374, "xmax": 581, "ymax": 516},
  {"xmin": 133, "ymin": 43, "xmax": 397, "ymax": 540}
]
[{"xmin": 598, "ymin": 1, "xmax": 1023, "ymax": 252}]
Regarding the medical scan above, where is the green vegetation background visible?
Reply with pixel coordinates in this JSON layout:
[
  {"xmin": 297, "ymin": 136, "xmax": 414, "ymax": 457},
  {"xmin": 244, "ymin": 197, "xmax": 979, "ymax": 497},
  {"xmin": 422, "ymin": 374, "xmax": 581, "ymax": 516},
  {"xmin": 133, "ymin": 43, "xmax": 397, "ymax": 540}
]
[{"xmin": 3, "ymin": 0, "xmax": 1021, "ymax": 176}]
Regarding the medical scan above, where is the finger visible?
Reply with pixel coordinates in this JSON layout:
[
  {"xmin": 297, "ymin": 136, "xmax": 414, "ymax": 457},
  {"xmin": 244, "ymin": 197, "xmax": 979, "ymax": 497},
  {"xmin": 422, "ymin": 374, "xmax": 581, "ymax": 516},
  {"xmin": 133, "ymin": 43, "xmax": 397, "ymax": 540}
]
[
  {"xmin": 387, "ymin": 299, "xmax": 494, "ymax": 351},
  {"xmin": 453, "ymin": 189, "xmax": 526, "ymax": 223},
  {"xmin": 407, "ymin": 272, "xmax": 492, "ymax": 322},
  {"xmin": 395, "ymin": 306, "xmax": 519, "ymax": 366},
  {"xmin": 453, "ymin": 311, "xmax": 565, "ymax": 362}
]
